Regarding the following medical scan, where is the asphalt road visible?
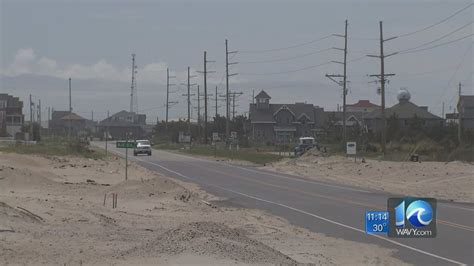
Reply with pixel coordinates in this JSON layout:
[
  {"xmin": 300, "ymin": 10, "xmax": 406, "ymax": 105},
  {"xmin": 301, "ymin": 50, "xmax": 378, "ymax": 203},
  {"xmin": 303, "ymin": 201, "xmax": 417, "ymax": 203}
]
[{"xmin": 98, "ymin": 142, "xmax": 474, "ymax": 265}]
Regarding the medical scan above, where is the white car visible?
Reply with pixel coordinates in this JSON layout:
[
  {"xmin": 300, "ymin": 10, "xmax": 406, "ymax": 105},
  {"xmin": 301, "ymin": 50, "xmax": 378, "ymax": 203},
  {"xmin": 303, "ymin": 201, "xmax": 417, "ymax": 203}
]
[{"xmin": 133, "ymin": 140, "xmax": 152, "ymax": 156}]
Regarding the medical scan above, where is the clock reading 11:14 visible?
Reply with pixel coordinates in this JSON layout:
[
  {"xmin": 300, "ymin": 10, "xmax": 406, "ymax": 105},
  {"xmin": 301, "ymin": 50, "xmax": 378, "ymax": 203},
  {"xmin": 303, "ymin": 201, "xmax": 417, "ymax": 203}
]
[{"xmin": 365, "ymin": 211, "xmax": 389, "ymax": 234}]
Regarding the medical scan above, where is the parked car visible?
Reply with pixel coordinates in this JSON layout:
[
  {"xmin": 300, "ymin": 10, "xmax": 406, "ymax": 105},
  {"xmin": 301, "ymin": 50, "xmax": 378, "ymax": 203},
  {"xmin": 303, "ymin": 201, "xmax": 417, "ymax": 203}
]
[
  {"xmin": 133, "ymin": 139, "xmax": 152, "ymax": 156},
  {"xmin": 294, "ymin": 137, "xmax": 316, "ymax": 156}
]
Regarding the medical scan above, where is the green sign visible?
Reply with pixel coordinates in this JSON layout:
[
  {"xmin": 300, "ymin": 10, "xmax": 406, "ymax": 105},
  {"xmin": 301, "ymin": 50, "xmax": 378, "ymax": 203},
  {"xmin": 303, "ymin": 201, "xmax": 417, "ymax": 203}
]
[{"xmin": 116, "ymin": 141, "xmax": 135, "ymax": 148}]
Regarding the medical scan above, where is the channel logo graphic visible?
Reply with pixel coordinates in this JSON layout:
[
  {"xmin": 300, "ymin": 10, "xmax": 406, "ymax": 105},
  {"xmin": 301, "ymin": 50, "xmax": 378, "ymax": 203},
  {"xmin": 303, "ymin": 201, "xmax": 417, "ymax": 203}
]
[{"xmin": 388, "ymin": 198, "xmax": 436, "ymax": 238}]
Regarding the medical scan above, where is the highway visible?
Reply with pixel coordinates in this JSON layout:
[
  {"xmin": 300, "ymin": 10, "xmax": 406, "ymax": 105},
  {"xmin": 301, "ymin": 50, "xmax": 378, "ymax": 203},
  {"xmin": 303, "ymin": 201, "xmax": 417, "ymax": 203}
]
[{"xmin": 100, "ymin": 143, "xmax": 474, "ymax": 265}]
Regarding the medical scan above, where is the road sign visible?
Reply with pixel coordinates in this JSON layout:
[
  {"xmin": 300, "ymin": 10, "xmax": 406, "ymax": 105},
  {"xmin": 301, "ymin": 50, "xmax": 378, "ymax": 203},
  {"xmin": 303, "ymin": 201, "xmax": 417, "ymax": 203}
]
[
  {"xmin": 346, "ymin": 141, "xmax": 356, "ymax": 155},
  {"xmin": 212, "ymin": 132, "xmax": 219, "ymax": 141},
  {"xmin": 230, "ymin": 131, "xmax": 237, "ymax": 139},
  {"xmin": 116, "ymin": 141, "xmax": 135, "ymax": 148}
]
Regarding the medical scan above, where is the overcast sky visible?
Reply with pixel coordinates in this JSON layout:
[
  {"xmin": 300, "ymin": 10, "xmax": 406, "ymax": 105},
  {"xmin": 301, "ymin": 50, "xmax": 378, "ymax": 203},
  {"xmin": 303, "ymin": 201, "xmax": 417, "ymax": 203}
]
[{"xmin": 1, "ymin": 0, "xmax": 473, "ymax": 123}]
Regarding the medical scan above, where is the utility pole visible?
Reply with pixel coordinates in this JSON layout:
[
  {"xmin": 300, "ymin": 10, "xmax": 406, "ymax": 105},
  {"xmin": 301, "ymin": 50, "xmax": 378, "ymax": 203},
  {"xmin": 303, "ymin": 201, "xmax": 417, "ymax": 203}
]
[
  {"xmin": 458, "ymin": 82, "xmax": 462, "ymax": 143},
  {"xmin": 197, "ymin": 85, "xmax": 201, "ymax": 139},
  {"xmin": 198, "ymin": 51, "xmax": 215, "ymax": 144},
  {"xmin": 228, "ymin": 91, "xmax": 243, "ymax": 120},
  {"xmin": 252, "ymin": 90, "xmax": 255, "ymax": 104},
  {"xmin": 130, "ymin": 54, "xmax": 137, "ymax": 114},
  {"xmin": 326, "ymin": 19, "xmax": 348, "ymax": 143},
  {"xmin": 105, "ymin": 110, "xmax": 109, "ymax": 156},
  {"xmin": 232, "ymin": 94, "xmax": 236, "ymax": 120},
  {"xmin": 68, "ymin": 77, "xmax": 72, "ymax": 140},
  {"xmin": 29, "ymin": 94, "xmax": 33, "ymax": 141},
  {"xmin": 38, "ymin": 100, "xmax": 41, "ymax": 139},
  {"xmin": 204, "ymin": 52, "xmax": 208, "ymax": 144},
  {"xmin": 48, "ymin": 107, "xmax": 51, "ymax": 137},
  {"xmin": 165, "ymin": 68, "xmax": 177, "ymax": 130},
  {"xmin": 368, "ymin": 21, "xmax": 397, "ymax": 156},
  {"xmin": 181, "ymin": 66, "xmax": 196, "ymax": 134},
  {"xmin": 91, "ymin": 110, "xmax": 94, "ymax": 122},
  {"xmin": 215, "ymin": 86, "xmax": 218, "ymax": 118},
  {"xmin": 442, "ymin": 102, "xmax": 445, "ymax": 119},
  {"xmin": 225, "ymin": 39, "xmax": 238, "ymax": 140},
  {"xmin": 166, "ymin": 68, "xmax": 170, "ymax": 129}
]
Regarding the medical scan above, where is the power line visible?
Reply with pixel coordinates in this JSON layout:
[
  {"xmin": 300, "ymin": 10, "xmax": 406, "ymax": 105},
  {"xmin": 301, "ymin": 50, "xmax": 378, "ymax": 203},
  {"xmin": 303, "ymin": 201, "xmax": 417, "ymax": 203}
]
[
  {"xmin": 241, "ymin": 61, "xmax": 332, "ymax": 76},
  {"xmin": 239, "ymin": 35, "xmax": 332, "ymax": 53},
  {"xmin": 139, "ymin": 104, "xmax": 166, "ymax": 112},
  {"xmin": 398, "ymin": 33, "xmax": 474, "ymax": 55},
  {"xmin": 240, "ymin": 48, "xmax": 332, "ymax": 64},
  {"xmin": 398, "ymin": 21, "xmax": 473, "ymax": 53},
  {"xmin": 397, "ymin": 3, "xmax": 473, "ymax": 38},
  {"xmin": 434, "ymin": 42, "xmax": 473, "ymax": 112},
  {"xmin": 348, "ymin": 55, "xmax": 367, "ymax": 63}
]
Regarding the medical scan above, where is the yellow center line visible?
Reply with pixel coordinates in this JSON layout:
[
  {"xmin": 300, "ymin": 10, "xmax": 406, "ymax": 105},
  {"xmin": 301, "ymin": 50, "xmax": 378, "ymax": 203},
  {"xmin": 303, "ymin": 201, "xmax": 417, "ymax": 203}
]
[{"xmin": 184, "ymin": 160, "xmax": 474, "ymax": 232}]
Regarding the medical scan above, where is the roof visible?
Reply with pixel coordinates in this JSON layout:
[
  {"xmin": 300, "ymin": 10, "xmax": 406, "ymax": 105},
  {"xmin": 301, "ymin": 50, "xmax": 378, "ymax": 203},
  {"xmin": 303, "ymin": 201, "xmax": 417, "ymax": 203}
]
[
  {"xmin": 364, "ymin": 101, "xmax": 442, "ymax": 120},
  {"xmin": 60, "ymin": 113, "xmax": 85, "ymax": 121},
  {"xmin": 52, "ymin": 111, "xmax": 71, "ymax": 121},
  {"xmin": 99, "ymin": 110, "xmax": 146, "ymax": 125},
  {"xmin": 255, "ymin": 90, "xmax": 271, "ymax": 99},
  {"xmin": 250, "ymin": 102, "xmax": 317, "ymax": 123},
  {"xmin": 325, "ymin": 111, "xmax": 369, "ymax": 121},
  {"xmin": 346, "ymin": 100, "xmax": 379, "ymax": 108}
]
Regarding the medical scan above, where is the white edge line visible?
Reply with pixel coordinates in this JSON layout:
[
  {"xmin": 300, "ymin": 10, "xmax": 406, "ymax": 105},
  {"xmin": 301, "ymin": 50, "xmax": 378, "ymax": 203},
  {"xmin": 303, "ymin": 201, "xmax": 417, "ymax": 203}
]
[
  {"xmin": 117, "ymin": 150, "xmax": 465, "ymax": 266},
  {"xmin": 159, "ymin": 148, "xmax": 371, "ymax": 194},
  {"xmin": 439, "ymin": 203, "xmax": 474, "ymax": 212},
  {"xmin": 161, "ymin": 149, "xmax": 474, "ymax": 212}
]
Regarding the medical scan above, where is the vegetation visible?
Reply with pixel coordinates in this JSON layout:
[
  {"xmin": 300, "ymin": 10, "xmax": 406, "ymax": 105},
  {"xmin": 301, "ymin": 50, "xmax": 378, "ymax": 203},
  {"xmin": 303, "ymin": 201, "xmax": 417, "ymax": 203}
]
[
  {"xmin": 180, "ymin": 145, "xmax": 283, "ymax": 165},
  {"xmin": 152, "ymin": 114, "xmax": 251, "ymax": 146},
  {"xmin": 150, "ymin": 111, "xmax": 474, "ymax": 162},
  {"xmin": 0, "ymin": 138, "xmax": 105, "ymax": 159}
]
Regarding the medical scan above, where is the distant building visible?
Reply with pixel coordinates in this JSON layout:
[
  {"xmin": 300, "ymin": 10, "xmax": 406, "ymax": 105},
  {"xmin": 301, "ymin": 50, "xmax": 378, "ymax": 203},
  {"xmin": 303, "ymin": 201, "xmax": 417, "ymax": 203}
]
[
  {"xmin": 248, "ymin": 90, "xmax": 325, "ymax": 143},
  {"xmin": 0, "ymin": 93, "xmax": 24, "ymax": 138},
  {"xmin": 324, "ymin": 111, "xmax": 365, "ymax": 129},
  {"xmin": 346, "ymin": 100, "xmax": 380, "ymax": 113},
  {"xmin": 325, "ymin": 100, "xmax": 380, "ymax": 131},
  {"xmin": 97, "ymin": 110, "xmax": 147, "ymax": 140},
  {"xmin": 50, "ymin": 111, "xmax": 87, "ymax": 136},
  {"xmin": 364, "ymin": 90, "xmax": 443, "ymax": 133},
  {"xmin": 458, "ymin": 95, "xmax": 474, "ymax": 131}
]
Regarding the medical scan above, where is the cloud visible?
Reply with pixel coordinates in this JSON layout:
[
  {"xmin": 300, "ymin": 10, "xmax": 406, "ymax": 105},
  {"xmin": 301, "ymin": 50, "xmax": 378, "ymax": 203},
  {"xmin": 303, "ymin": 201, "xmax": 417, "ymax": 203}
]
[{"xmin": 2, "ymin": 48, "xmax": 173, "ymax": 85}]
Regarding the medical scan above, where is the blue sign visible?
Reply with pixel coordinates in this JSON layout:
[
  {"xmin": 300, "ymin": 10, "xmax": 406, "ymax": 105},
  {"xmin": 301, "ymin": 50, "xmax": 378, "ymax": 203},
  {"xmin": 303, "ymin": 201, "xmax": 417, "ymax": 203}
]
[{"xmin": 365, "ymin": 211, "xmax": 389, "ymax": 234}]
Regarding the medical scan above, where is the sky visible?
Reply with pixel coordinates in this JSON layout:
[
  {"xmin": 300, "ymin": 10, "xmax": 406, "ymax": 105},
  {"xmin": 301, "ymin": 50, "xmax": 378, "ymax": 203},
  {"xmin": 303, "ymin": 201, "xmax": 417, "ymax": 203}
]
[{"xmin": 1, "ymin": 0, "xmax": 473, "ymax": 123}]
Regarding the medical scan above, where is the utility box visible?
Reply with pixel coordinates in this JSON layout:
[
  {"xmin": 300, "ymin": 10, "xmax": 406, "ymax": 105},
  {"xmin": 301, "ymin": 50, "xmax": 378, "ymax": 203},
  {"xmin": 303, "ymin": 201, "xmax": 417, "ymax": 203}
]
[{"xmin": 346, "ymin": 142, "xmax": 357, "ymax": 155}]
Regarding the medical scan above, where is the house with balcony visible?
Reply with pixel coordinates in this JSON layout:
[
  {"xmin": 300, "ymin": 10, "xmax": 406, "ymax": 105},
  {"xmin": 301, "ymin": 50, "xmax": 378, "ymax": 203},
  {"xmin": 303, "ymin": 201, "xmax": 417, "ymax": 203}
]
[
  {"xmin": 248, "ymin": 90, "xmax": 325, "ymax": 143},
  {"xmin": 0, "ymin": 94, "xmax": 24, "ymax": 138},
  {"xmin": 97, "ymin": 110, "xmax": 147, "ymax": 140}
]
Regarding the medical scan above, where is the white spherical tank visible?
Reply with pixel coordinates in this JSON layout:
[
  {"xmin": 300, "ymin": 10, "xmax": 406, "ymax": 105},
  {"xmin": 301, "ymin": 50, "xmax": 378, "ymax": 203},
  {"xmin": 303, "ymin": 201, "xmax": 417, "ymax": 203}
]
[{"xmin": 397, "ymin": 88, "xmax": 411, "ymax": 102}]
